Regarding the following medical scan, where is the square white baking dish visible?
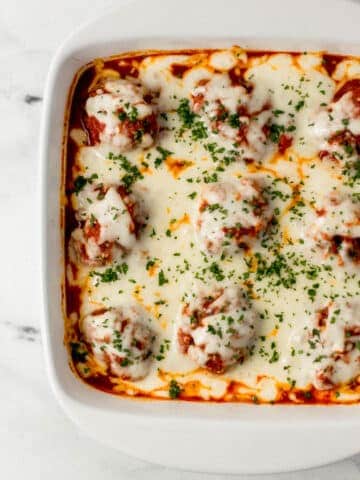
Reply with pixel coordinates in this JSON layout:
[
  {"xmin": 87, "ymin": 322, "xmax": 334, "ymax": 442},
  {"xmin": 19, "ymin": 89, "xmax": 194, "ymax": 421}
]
[{"xmin": 40, "ymin": 0, "xmax": 360, "ymax": 473}]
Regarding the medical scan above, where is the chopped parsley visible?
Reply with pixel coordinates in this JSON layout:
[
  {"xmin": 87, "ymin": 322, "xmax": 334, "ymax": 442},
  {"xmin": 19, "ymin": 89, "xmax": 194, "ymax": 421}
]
[
  {"xmin": 307, "ymin": 283, "xmax": 320, "ymax": 302},
  {"xmin": 269, "ymin": 349, "xmax": 280, "ymax": 363},
  {"xmin": 146, "ymin": 259, "xmax": 156, "ymax": 270},
  {"xmin": 253, "ymin": 252, "xmax": 297, "ymax": 289},
  {"xmin": 209, "ymin": 262, "xmax": 225, "ymax": 281},
  {"xmin": 177, "ymin": 98, "xmax": 196, "ymax": 128},
  {"xmin": 70, "ymin": 342, "xmax": 88, "ymax": 362},
  {"xmin": 168, "ymin": 379, "xmax": 182, "ymax": 399},
  {"xmin": 191, "ymin": 120, "xmax": 207, "ymax": 140},
  {"xmin": 295, "ymin": 100, "xmax": 305, "ymax": 111},
  {"xmin": 154, "ymin": 146, "xmax": 173, "ymax": 168},
  {"xmin": 272, "ymin": 109, "xmax": 285, "ymax": 117},
  {"xmin": 118, "ymin": 105, "xmax": 138, "ymax": 122},
  {"xmin": 343, "ymin": 158, "xmax": 360, "ymax": 187},
  {"xmin": 176, "ymin": 98, "xmax": 207, "ymax": 140},
  {"xmin": 90, "ymin": 263, "xmax": 128, "ymax": 283},
  {"xmin": 268, "ymin": 123, "xmax": 285, "ymax": 143},
  {"xmin": 228, "ymin": 113, "xmax": 241, "ymax": 128},
  {"xmin": 155, "ymin": 338, "xmax": 171, "ymax": 361},
  {"xmin": 108, "ymin": 152, "xmax": 143, "ymax": 190},
  {"xmin": 268, "ymin": 123, "xmax": 295, "ymax": 143},
  {"xmin": 203, "ymin": 172, "xmax": 218, "ymax": 183},
  {"xmin": 158, "ymin": 270, "xmax": 169, "ymax": 286},
  {"xmin": 73, "ymin": 173, "xmax": 98, "ymax": 194}
]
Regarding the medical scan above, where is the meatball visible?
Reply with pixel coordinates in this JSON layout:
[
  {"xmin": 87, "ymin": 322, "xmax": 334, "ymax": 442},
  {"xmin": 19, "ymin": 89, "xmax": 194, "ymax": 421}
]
[
  {"xmin": 84, "ymin": 78, "xmax": 158, "ymax": 151},
  {"xmin": 81, "ymin": 306, "xmax": 155, "ymax": 381},
  {"xmin": 310, "ymin": 79, "xmax": 360, "ymax": 162},
  {"xmin": 195, "ymin": 178, "xmax": 272, "ymax": 254},
  {"xmin": 177, "ymin": 286, "xmax": 257, "ymax": 374},
  {"xmin": 191, "ymin": 74, "xmax": 271, "ymax": 161},
  {"xmin": 309, "ymin": 191, "xmax": 360, "ymax": 267},
  {"xmin": 297, "ymin": 299, "xmax": 360, "ymax": 390},
  {"xmin": 70, "ymin": 183, "xmax": 145, "ymax": 266}
]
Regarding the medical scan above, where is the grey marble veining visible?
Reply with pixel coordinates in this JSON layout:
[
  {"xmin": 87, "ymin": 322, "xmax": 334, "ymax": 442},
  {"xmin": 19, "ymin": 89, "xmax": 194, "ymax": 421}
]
[{"xmin": 0, "ymin": 1, "xmax": 359, "ymax": 478}]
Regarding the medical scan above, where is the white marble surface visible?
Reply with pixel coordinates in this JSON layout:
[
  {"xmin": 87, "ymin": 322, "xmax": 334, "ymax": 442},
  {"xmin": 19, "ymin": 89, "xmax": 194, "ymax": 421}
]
[{"xmin": 0, "ymin": 0, "xmax": 359, "ymax": 478}]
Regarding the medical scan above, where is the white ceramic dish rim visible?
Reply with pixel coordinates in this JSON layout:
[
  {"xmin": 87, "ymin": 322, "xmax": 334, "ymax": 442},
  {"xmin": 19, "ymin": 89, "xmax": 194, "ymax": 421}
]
[{"xmin": 40, "ymin": 0, "xmax": 360, "ymax": 474}]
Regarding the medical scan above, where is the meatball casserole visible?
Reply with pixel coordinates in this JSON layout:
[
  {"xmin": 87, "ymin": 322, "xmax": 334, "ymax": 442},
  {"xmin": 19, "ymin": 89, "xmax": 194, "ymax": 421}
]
[{"xmin": 63, "ymin": 47, "xmax": 360, "ymax": 404}]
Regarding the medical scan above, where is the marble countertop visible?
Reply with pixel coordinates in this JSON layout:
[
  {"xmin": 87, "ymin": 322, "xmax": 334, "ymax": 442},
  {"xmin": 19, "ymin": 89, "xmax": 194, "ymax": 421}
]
[{"xmin": 1, "ymin": 0, "xmax": 359, "ymax": 478}]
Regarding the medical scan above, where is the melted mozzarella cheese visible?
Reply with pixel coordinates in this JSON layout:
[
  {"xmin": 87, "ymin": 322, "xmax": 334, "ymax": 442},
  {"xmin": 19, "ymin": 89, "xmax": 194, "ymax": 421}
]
[
  {"xmin": 85, "ymin": 79, "xmax": 155, "ymax": 150},
  {"xmin": 309, "ymin": 92, "xmax": 360, "ymax": 157},
  {"xmin": 209, "ymin": 50, "xmax": 237, "ymax": 71},
  {"xmin": 90, "ymin": 188, "xmax": 135, "ymax": 249},
  {"xmin": 314, "ymin": 191, "xmax": 360, "ymax": 238},
  {"xmin": 196, "ymin": 179, "xmax": 272, "ymax": 254},
  {"xmin": 286, "ymin": 299, "xmax": 360, "ymax": 390},
  {"xmin": 191, "ymin": 74, "xmax": 272, "ymax": 160},
  {"xmin": 82, "ymin": 306, "xmax": 155, "ymax": 380},
  {"xmin": 193, "ymin": 73, "xmax": 247, "ymax": 115},
  {"xmin": 177, "ymin": 286, "xmax": 256, "ymax": 372},
  {"xmin": 75, "ymin": 184, "xmax": 136, "ymax": 250}
]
